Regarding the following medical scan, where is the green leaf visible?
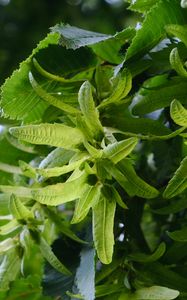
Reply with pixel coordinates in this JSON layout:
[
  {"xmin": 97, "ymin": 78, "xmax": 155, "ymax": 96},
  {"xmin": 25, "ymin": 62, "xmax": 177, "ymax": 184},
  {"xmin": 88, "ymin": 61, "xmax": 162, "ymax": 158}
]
[
  {"xmin": 104, "ymin": 116, "xmax": 172, "ymax": 137},
  {"xmin": 9, "ymin": 194, "xmax": 34, "ymax": 221},
  {"xmin": 0, "ymin": 194, "xmax": 10, "ymax": 216},
  {"xmin": 9, "ymin": 123, "xmax": 84, "ymax": 150},
  {"xmin": 40, "ymin": 237, "xmax": 71, "ymax": 276},
  {"xmin": 0, "ymin": 136, "xmax": 34, "ymax": 170},
  {"xmin": 0, "ymin": 275, "xmax": 52, "ymax": 300},
  {"xmin": 132, "ymin": 286, "xmax": 179, "ymax": 300},
  {"xmin": 103, "ymin": 159, "xmax": 136, "ymax": 197},
  {"xmin": 19, "ymin": 160, "xmax": 36, "ymax": 179},
  {"xmin": 170, "ymin": 99, "xmax": 187, "ymax": 127},
  {"xmin": 78, "ymin": 81, "xmax": 103, "ymax": 140},
  {"xmin": 94, "ymin": 65, "xmax": 113, "ymax": 100},
  {"xmin": 0, "ymin": 185, "xmax": 32, "ymax": 198},
  {"xmin": 1, "ymin": 40, "xmax": 97, "ymax": 122},
  {"xmin": 132, "ymin": 77, "xmax": 187, "ymax": 115},
  {"xmin": 163, "ymin": 156, "xmax": 187, "ymax": 198},
  {"xmin": 96, "ymin": 284, "xmax": 124, "ymax": 297},
  {"xmin": 169, "ymin": 47, "xmax": 187, "ymax": 77},
  {"xmin": 29, "ymin": 72, "xmax": 80, "ymax": 115},
  {"xmin": 75, "ymin": 248, "xmax": 95, "ymax": 300},
  {"xmin": 102, "ymin": 137, "xmax": 138, "ymax": 164},
  {"xmin": 128, "ymin": 242, "xmax": 166, "ymax": 263},
  {"xmin": 128, "ymin": 0, "xmax": 157, "ymax": 13},
  {"xmin": 31, "ymin": 172, "xmax": 88, "ymax": 205},
  {"xmin": 90, "ymin": 27, "xmax": 135, "ymax": 64},
  {"xmin": 37, "ymin": 154, "xmax": 88, "ymax": 178},
  {"xmin": 33, "ymin": 44, "xmax": 97, "ymax": 80},
  {"xmin": 166, "ymin": 24, "xmax": 187, "ymax": 47},
  {"xmin": 39, "ymin": 147, "xmax": 74, "ymax": 169},
  {"xmin": 0, "ymin": 238, "xmax": 15, "ymax": 254},
  {"xmin": 0, "ymin": 250, "xmax": 21, "ymax": 290},
  {"xmin": 44, "ymin": 208, "xmax": 86, "ymax": 244},
  {"xmin": 72, "ymin": 183, "xmax": 102, "ymax": 224},
  {"xmin": 153, "ymin": 196, "xmax": 187, "ymax": 215},
  {"xmin": 51, "ymin": 23, "xmax": 111, "ymax": 49},
  {"xmin": 0, "ymin": 33, "xmax": 59, "ymax": 122},
  {"xmin": 118, "ymin": 160, "xmax": 159, "ymax": 199},
  {"xmin": 102, "ymin": 185, "xmax": 127, "ymax": 209},
  {"xmin": 92, "ymin": 191, "xmax": 116, "ymax": 264},
  {"xmin": 0, "ymin": 220, "xmax": 20, "ymax": 236},
  {"xmin": 98, "ymin": 68, "xmax": 132, "ymax": 109},
  {"xmin": 83, "ymin": 141, "xmax": 102, "ymax": 158},
  {"xmin": 0, "ymin": 162, "xmax": 21, "ymax": 175},
  {"xmin": 126, "ymin": 0, "xmax": 186, "ymax": 60},
  {"xmin": 168, "ymin": 227, "xmax": 187, "ymax": 242},
  {"xmin": 33, "ymin": 58, "xmax": 86, "ymax": 83}
]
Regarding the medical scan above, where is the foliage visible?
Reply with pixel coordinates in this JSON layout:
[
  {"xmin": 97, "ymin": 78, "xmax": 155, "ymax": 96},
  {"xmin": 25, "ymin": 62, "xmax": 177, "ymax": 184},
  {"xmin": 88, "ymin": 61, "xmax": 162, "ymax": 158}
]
[{"xmin": 0, "ymin": 0, "xmax": 187, "ymax": 299}]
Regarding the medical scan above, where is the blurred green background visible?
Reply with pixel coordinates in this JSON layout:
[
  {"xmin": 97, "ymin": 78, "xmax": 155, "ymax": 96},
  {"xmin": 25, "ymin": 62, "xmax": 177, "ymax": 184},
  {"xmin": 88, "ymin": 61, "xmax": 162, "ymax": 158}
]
[{"xmin": 0, "ymin": 0, "xmax": 138, "ymax": 85}]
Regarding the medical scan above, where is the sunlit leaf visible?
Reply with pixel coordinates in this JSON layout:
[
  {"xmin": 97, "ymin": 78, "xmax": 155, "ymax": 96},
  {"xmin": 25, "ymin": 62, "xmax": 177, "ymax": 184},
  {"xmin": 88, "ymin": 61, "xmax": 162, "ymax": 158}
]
[
  {"xmin": 72, "ymin": 183, "xmax": 102, "ymax": 224},
  {"xmin": 102, "ymin": 137, "xmax": 138, "ymax": 164},
  {"xmin": 9, "ymin": 123, "xmax": 84, "ymax": 150},
  {"xmin": 92, "ymin": 191, "xmax": 116, "ymax": 264},
  {"xmin": 170, "ymin": 99, "xmax": 187, "ymax": 127},
  {"xmin": 9, "ymin": 194, "xmax": 34, "ymax": 221},
  {"xmin": 78, "ymin": 81, "xmax": 103, "ymax": 140}
]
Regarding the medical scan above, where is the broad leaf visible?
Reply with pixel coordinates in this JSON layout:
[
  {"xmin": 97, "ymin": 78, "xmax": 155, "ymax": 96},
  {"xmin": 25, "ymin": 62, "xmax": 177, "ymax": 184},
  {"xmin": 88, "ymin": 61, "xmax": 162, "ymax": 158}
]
[
  {"xmin": 1, "ymin": 40, "xmax": 97, "ymax": 122},
  {"xmin": 90, "ymin": 27, "xmax": 135, "ymax": 64},
  {"xmin": 126, "ymin": 0, "xmax": 186, "ymax": 60},
  {"xmin": 51, "ymin": 23, "xmax": 111, "ymax": 49},
  {"xmin": 9, "ymin": 123, "xmax": 84, "ymax": 150},
  {"xmin": 92, "ymin": 192, "xmax": 116, "ymax": 264},
  {"xmin": 0, "ymin": 33, "xmax": 59, "ymax": 122},
  {"xmin": 128, "ymin": 0, "xmax": 157, "ymax": 13}
]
